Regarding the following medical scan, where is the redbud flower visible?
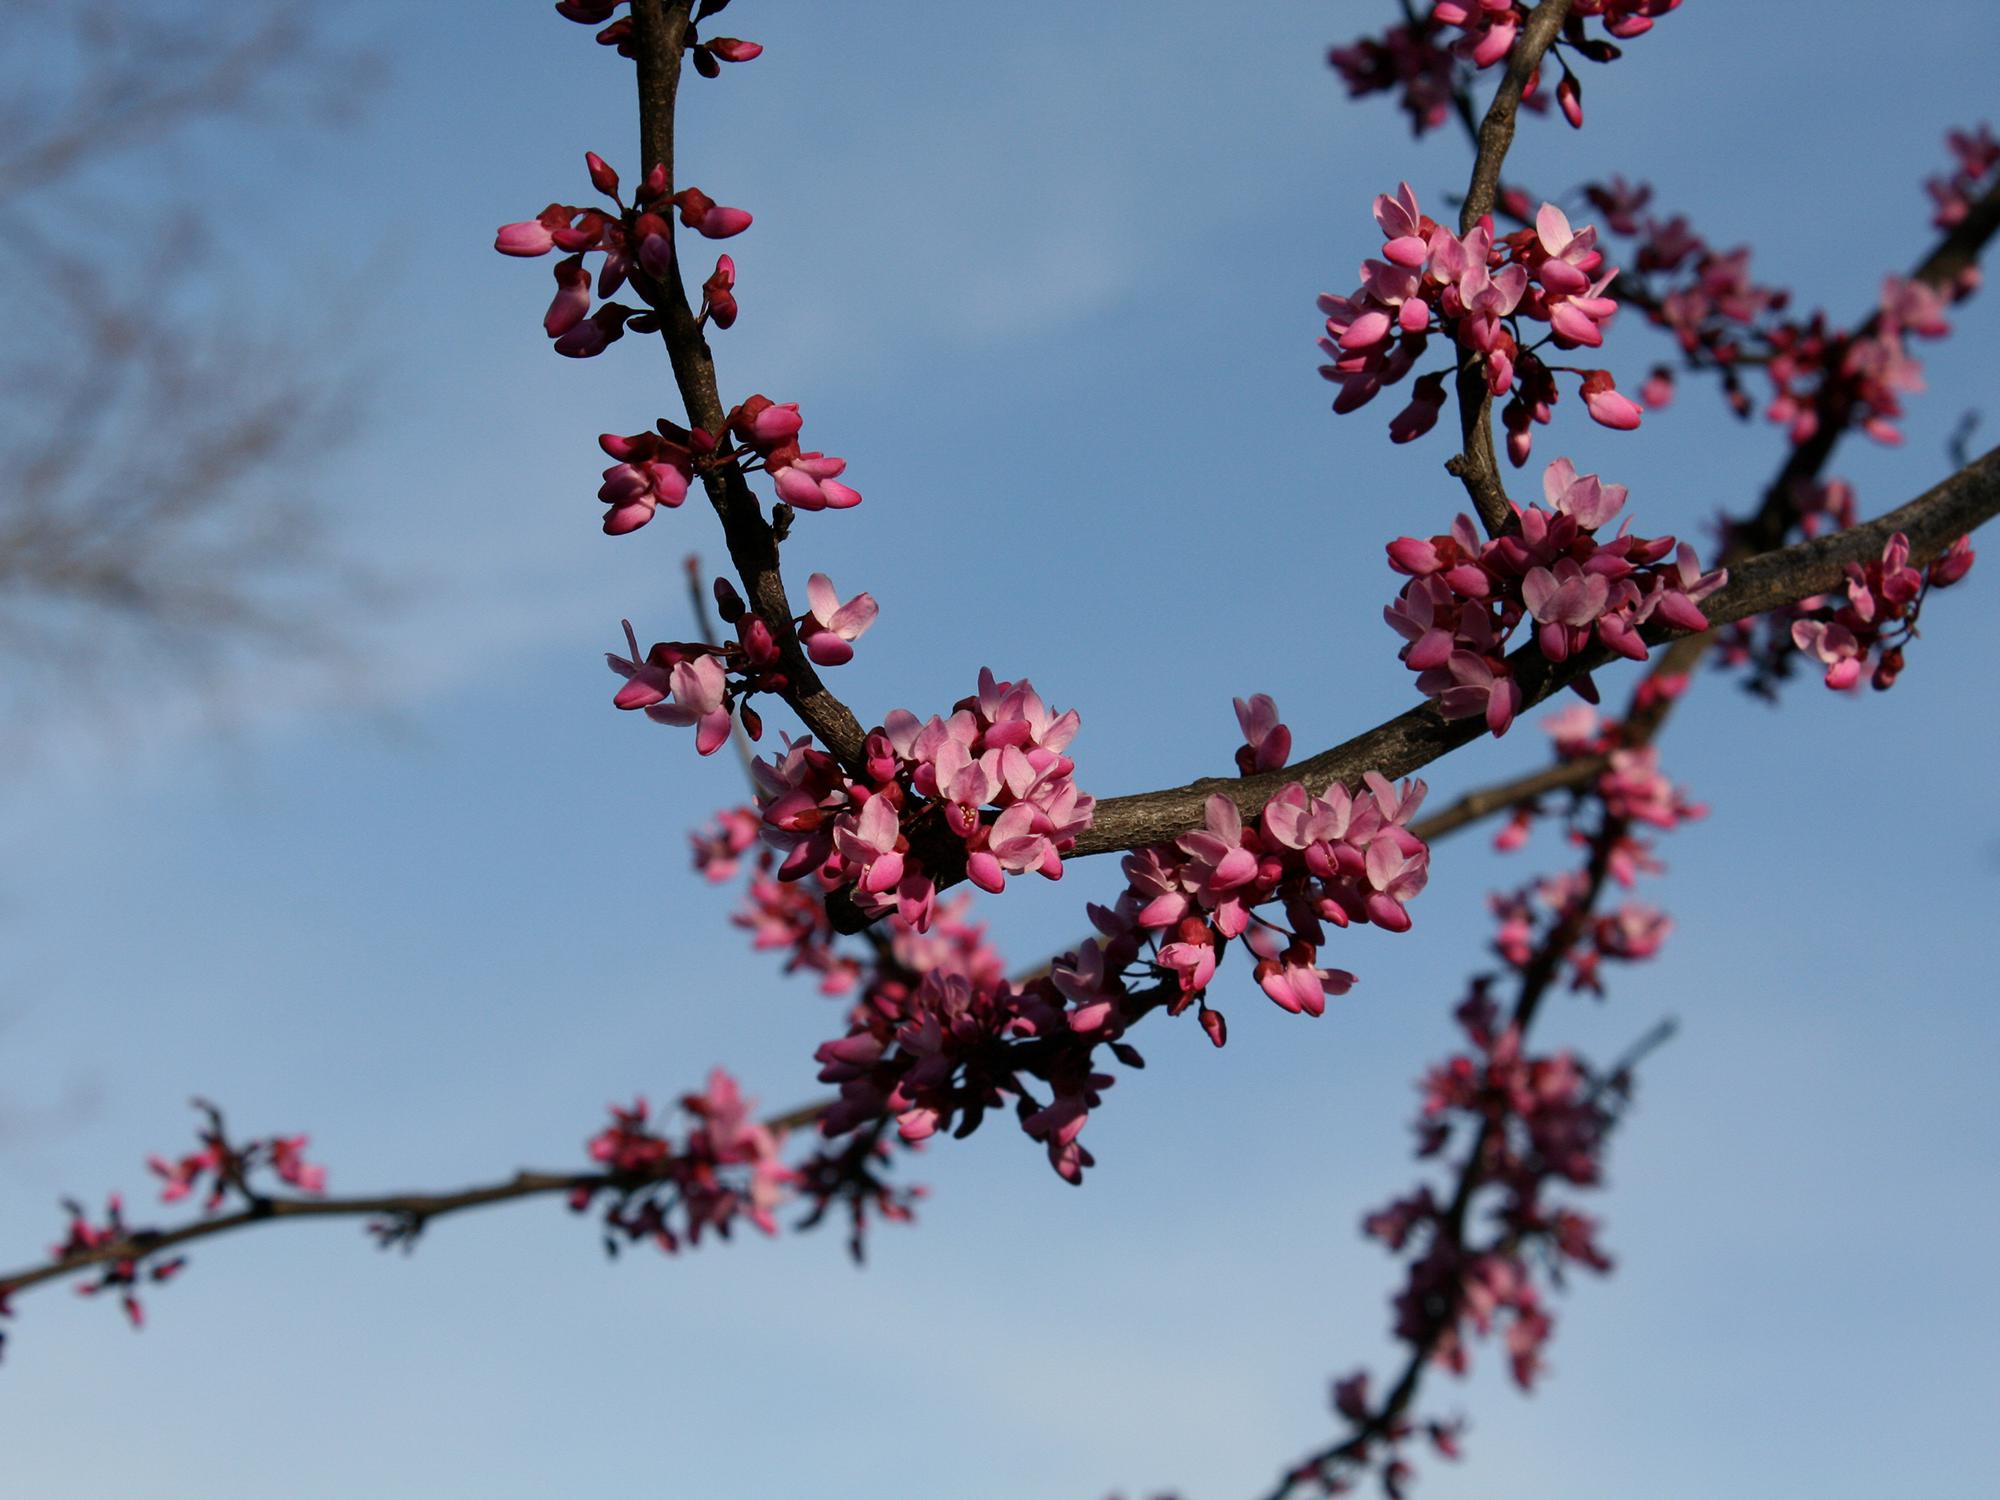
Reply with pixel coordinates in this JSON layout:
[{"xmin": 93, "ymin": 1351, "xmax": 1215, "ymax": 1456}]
[
  {"xmin": 772, "ymin": 454, "xmax": 861, "ymax": 511},
  {"xmin": 1580, "ymin": 370, "xmax": 1643, "ymax": 429},
  {"xmin": 1557, "ymin": 70, "xmax": 1583, "ymax": 129},
  {"xmin": 702, "ymin": 255, "xmax": 738, "ymax": 329},
  {"xmin": 1931, "ymin": 534, "xmax": 1976, "ymax": 587},
  {"xmin": 646, "ymin": 654, "xmax": 734, "ymax": 755},
  {"xmin": 544, "ymin": 257, "xmax": 593, "ymax": 337},
  {"xmin": 495, "ymin": 215, "xmax": 560, "ymax": 257},
  {"xmin": 673, "ymin": 187, "xmax": 753, "ymax": 240},
  {"xmin": 1389, "ymin": 371, "xmax": 1448, "ymax": 443},
  {"xmin": 1232, "ymin": 693, "xmax": 1292, "ymax": 774},
  {"xmin": 800, "ymin": 574, "xmax": 879, "ymax": 666},
  {"xmin": 584, "ymin": 151, "xmax": 620, "ymax": 198},
  {"xmin": 596, "ymin": 427, "xmax": 694, "ymax": 534}
]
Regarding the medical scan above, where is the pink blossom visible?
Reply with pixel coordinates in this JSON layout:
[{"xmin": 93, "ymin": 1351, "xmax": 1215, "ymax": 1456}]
[
  {"xmin": 644, "ymin": 654, "xmax": 734, "ymax": 755},
  {"xmin": 1580, "ymin": 370, "xmax": 1643, "ymax": 429},
  {"xmin": 1541, "ymin": 456, "xmax": 1628, "ymax": 530},
  {"xmin": 596, "ymin": 426, "xmax": 694, "ymax": 534},
  {"xmin": 702, "ymin": 254, "xmax": 739, "ymax": 329},
  {"xmin": 1233, "ymin": 693, "xmax": 1293, "ymax": 774},
  {"xmin": 1438, "ymin": 651, "xmax": 1521, "ymax": 737},
  {"xmin": 672, "ymin": 187, "xmax": 753, "ymax": 240},
  {"xmin": 771, "ymin": 453, "xmax": 861, "ymax": 511},
  {"xmin": 800, "ymin": 573, "xmax": 878, "ymax": 666}
]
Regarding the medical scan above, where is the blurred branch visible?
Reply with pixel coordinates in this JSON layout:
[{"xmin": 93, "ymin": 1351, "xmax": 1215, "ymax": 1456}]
[{"xmin": 0, "ymin": 0, "xmax": 386, "ymax": 735}]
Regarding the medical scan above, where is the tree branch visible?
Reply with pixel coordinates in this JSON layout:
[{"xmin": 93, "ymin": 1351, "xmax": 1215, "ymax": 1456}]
[
  {"xmin": 1074, "ymin": 445, "xmax": 2000, "ymax": 858},
  {"xmin": 0, "ymin": 1090, "xmax": 839, "ymax": 1304},
  {"xmin": 1272, "ymin": 816, "xmax": 1632, "ymax": 1496},
  {"xmin": 1446, "ymin": 0, "xmax": 1576, "ymax": 537},
  {"xmin": 1419, "ymin": 171, "xmax": 2000, "ymax": 837},
  {"xmin": 628, "ymin": 0, "xmax": 870, "ymax": 773}
]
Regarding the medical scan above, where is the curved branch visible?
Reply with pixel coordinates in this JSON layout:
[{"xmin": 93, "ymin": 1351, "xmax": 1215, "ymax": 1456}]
[{"xmin": 1075, "ymin": 445, "xmax": 2000, "ymax": 858}]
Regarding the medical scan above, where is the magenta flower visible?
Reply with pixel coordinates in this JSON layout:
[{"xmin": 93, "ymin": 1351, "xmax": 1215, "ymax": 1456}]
[
  {"xmin": 1438, "ymin": 651, "xmax": 1521, "ymax": 737},
  {"xmin": 645, "ymin": 654, "xmax": 733, "ymax": 755},
  {"xmin": 495, "ymin": 214, "xmax": 560, "ymax": 257},
  {"xmin": 701, "ymin": 254, "xmax": 739, "ymax": 329},
  {"xmin": 799, "ymin": 573, "xmax": 878, "ymax": 666},
  {"xmin": 1522, "ymin": 560, "xmax": 1613, "ymax": 662},
  {"xmin": 672, "ymin": 186, "xmax": 753, "ymax": 239},
  {"xmin": 1579, "ymin": 370, "xmax": 1643, "ymax": 429},
  {"xmin": 1542, "ymin": 457, "xmax": 1628, "ymax": 531},
  {"xmin": 594, "ymin": 427, "xmax": 694, "ymax": 535},
  {"xmin": 771, "ymin": 453, "xmax": 861, "ymax": 511},
  {"xmin": 1233, "ymin": 693, "xmax": 1293, "ymax": 774}
]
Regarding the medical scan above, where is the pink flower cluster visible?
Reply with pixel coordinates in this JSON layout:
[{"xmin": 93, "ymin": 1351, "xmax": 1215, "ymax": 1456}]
[
  {"xmin": 701, "ymin": 819, "xmax": 1151, "ymax": 1187},
  {"xmin": 815, "ymin": 948, "xmax": 1123, "ymax": 1183},
  {"xmin": 607, "ymin": 622, "xmax": 736, "ymax": 754},
  {"xmin": 1790, "ymin": 530, "xmax": 1974, "ymax": 691},
  {"xmin": 47, "ymin": 1196, "xmax": 186, "ymax": 1331},
  {"xmin": 609, "ymin": 571, "xmax": 874, "ymax": 753},
  {"xmin": 1320, "ymin": 185, "xmax": 1644, "ymax": 457},
  {"xmin": 700, "ymin": 777, "xmax": 1295, "ymax": 1190},
  {"xmin": 1765, "ymin": 277, "xmax": 1954, "ymax": 447},
  {"xmin": 690, "ymin": 804, "xmax": 762, "ymax": 883},
  {"xmin": 594, "ymin": 421, "xmax": 699, "ymax": 534},
  {"xmin": 1926, "ymin": 123, "xmax": 1999, "ymax": 230},
  {"xmin": 1584, "ymin": 146, "xmax": 1985, "ymax": 446},
  {"xmin": 573, "ymin": 1070, "xmax": 797, "ymax": 1254},
  {"xmin": 1434, "ymin": 0, "xmax": 1681, "ymax": 70},
  {"xmin": 497, "ymin": 151, "xmax": 751, "ymax": 360},
  {"xmin": 726, "ymin": 394, "xmax": 862, "ymax": 512},
  {"xmin": 1329, "ymin": 1, "xmax": 1679, "ymax": 140},
  {"xmin": 588, "ymin": 398, "xmax": 860, "ymax": 536},
  {"xmin": 754, "ymin": 669, "xmax": 1093, "ymax": 931},
  {"xmin": 148, "ymin": 1108, "xmax": 327, "ymax": 1210},
  {"xmin": 1390, "ymin": 992, "xmax": 1619, "ymax": 1384},
  {"xmin": 1384, "ymin": 458, "xmax": 1725, "ymax": 735},
  {"xmin": 1327, "ymin": 17, "xmax": 1459, "ymax": 137},
  {"xmin": 1490, "ymin": 872, "xmax": 1670, "ymax": 994},
  {"xmin": 554, "ymin": 2, "xmax": 761, "ymax": 74},
  {"xmin": 1490, "ymin": 698, "xmax": 1701, "ymax": 894},
  {"xmin": 1065, "ymin": 699, "xmax": 1430, "ymax": 1044}
]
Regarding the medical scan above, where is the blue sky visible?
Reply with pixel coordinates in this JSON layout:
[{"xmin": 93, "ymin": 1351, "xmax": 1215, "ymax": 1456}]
[{"xmin": 2, "ymin": 4, "xmax": 1996, "ymax": 1497}]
